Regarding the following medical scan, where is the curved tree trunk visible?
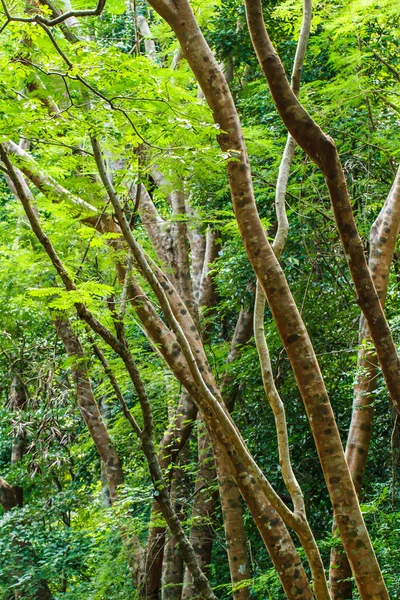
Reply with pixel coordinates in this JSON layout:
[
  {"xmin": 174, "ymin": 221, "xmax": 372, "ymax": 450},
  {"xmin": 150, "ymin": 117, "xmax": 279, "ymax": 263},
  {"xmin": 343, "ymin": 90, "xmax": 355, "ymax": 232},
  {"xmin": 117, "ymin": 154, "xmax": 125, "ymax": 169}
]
[
  {"xmin": 244, "ymin": 0, "xmax": 400, "ymax": 419},
  {"xmin": 2, "ymin": 128, "xmax": 313, "ymax": 599},
  {"xmin": 330, "ymin": 168, "xmax": 400, "ymax": 599},
  {"xmin": 143, "ymin": 2, "xmax": 388, "ymax": 597}
]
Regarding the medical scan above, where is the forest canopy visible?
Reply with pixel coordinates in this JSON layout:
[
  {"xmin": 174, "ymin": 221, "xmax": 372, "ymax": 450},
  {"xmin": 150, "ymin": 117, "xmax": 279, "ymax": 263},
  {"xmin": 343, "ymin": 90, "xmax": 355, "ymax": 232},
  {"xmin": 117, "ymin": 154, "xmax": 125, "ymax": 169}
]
[{"xmin": 0, "ymin": 0, "xmax": 399, "ymax": 599}]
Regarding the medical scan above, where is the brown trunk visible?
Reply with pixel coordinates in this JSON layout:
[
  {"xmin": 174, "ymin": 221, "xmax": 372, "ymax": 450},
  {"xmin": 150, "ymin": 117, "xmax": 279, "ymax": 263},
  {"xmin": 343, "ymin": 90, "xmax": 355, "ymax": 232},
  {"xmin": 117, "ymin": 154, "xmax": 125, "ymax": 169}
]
[
  {"xmin": 144, "ymin": 391, "xmax": 198, "ymax": 599},
  {"xmin": 215, "ymin": 446, "xmax": 251, "ymax": 600},
  {"xmin": 141, "ymin": 3, "xmax": 387, "ymax": 598},
  {"xmin": 161, "ymin": 448, "xmax": 189, "ymax": 600},
  {"xmin": 2, "ymin": 142, "xmax": 313, "ymax": 599},
  {"xmin": 182, "ymin": 424, "xmax": 218, "ymax": 600},
  {"xmin": 218, "ymin": 300, "xmax": 254, "ymax": 600},
  {"xmin": 55, "ymin": 317, "xmax": 124, "ymax": 502},
  {"xmin": 330, "ymin": 169, "xmax": 400, "ymax": 598},
  {"xmin": 244, "ymin": 0, "xmax": 400, "ymax": 419}
]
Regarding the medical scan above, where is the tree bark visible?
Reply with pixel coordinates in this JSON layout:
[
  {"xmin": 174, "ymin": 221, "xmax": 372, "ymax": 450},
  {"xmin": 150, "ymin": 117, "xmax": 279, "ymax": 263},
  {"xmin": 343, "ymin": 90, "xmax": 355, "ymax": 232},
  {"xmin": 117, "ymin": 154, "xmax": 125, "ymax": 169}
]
[
  {"xmin": 215, "ymin": 446, "xmax": 251, "ymax": 600},
  {"xmin": 161, "ymin": 447, "xmax": 189, "ymax": 600},
  {"xmin": 141, "ymin": 3, "xmax": 388, "ymax": 598},
  {"xmin": 330, "ymin": 168, "xmax": 400, "ymax": 599},
  {"xmin": 54, "ymin": 317, "xmax": 125, "ymax": 502},
  {"xmin": 182, "ymin": 423, "xmax": 218, "ymax": 600},
  {"xmin": 244, "ymin": 0, "xmax": 400, "ymax": 419}
]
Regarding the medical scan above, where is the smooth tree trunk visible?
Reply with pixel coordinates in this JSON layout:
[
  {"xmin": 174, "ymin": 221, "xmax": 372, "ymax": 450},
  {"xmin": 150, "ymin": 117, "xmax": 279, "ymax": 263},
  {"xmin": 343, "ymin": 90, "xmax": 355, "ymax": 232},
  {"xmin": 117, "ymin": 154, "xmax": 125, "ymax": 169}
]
[
  {"xmin": 144, "ymin": 391, "xmax": 198, "ymax": 599},
  {"xmin": 253, "ymin": 2, "xmax": 329, "ymax": 596},
  {"xmin": 161, "ymin": 448, "xmax": 189, "ymax": 600},
  {"xmin": 143, "ymin": 2, "xmax": 388, "ymax": 598},
  {"xmin": 244, "ymin": 0, "xmax": 400, "ymax": 418},
  {"xmin": 2, "ymin": 130, "xmax": 313, "ymax": 598},
  {"xmin": 330, "ymin": 168, "xmax": 400, "ymax": 599}
]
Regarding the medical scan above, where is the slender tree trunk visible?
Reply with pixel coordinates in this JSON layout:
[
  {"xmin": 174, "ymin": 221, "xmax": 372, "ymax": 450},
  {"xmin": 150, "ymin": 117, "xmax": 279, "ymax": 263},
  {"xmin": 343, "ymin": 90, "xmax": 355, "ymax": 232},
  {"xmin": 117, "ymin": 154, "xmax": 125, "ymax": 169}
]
[
  {"xmin": 215, "ymin": 446, "xmax": 251, "ymax": 600},
  {"xmin": 144, "ymin": 394, "xmax": 198, "ymax": 599},
  {"xmin": 330, "ymin": 168, "xmax": 400, "ymax": 599},
  {"xmin": 244, "ymin": 0, "xmax": 400, "ymax": 418},
  {"xmin": 182, "ymin": 424, "xmax": 219, "ymax": 600},
  {"xmin": 143, "ymin": 3, "xmax": 388, "ymax": 597},
  {"xmin": 161, "ymin": 448, "xmax": 189, "ymax": 600},
  {"xmin": 54, "ymin": 318, "xmax": 124, "ymax": 502}
]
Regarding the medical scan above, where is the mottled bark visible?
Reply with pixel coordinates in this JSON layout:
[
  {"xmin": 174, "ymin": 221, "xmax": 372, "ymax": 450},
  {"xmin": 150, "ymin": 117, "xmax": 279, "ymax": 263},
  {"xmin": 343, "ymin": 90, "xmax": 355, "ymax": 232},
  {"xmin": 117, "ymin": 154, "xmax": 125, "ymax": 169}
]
[
  {"xmin": 186, "ymin": 204, "xmax": 207, "ymax": 305},
  {"xmin": 136, "ymin": 3, "xmax": 388, "ymax": 598},
  {"xmin": 144, "ymin": 392, "xmax": 197, "ymax": 600},
  {"xmin": 169, "ymin": 188, "xmax": 198, "ymax": 325},
  {"xmin": 198, "ymin": 229, "xmax": 219, "ymax": 312},
  {"xmin": 253, "ymin": 2, "xmax": 328, "ymax": 596},
  {"xmin": 92, "ymin": 137, "xmax": 316, "ymax": 598},
  {"xmin": 182, "ymin": 423, "xmax": 218, "ymax": 600},
  {"xmin": 215, "ymin": 446, "xmax": 251, "ymax": 600},
  {"xmin": 54, "ymin": 317, "xmax": 124, "ymax": 502},
  {"xmin": 161, "ymin": 448, "xmax": 189, "ymax": 600},
  {"xmin": 137, "ymin": 14, "xmax": 157, "ymax": 60},
  {"xmin": 244, "ymin": 1, "xmax": 400, "ymax": 420},
  {"xmin": 330, "ymin": 168, "xmax": 400, "ymax": 599}
]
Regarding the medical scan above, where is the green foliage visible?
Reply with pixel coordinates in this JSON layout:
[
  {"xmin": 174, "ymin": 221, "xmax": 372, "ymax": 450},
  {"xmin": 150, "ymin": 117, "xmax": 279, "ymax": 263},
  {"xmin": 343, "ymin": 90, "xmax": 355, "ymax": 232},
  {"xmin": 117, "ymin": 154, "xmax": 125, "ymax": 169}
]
[{"xmin": 0, "ymin": 0, "xmax": 399, "ymax": 598}]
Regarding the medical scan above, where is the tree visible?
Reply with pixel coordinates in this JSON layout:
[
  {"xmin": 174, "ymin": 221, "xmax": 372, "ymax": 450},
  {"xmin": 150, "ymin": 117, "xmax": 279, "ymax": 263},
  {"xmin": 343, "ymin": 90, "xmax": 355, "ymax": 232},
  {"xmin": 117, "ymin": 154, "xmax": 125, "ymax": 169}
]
[{"xmin": 0, "ymin": 0, "xmax": 398, "ymax": 599}]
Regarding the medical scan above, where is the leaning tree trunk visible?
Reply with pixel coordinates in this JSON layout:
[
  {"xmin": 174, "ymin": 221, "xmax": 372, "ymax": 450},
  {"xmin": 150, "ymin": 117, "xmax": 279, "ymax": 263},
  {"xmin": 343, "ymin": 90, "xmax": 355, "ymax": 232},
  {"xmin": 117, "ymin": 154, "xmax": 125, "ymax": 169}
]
[
  {"xmin": 2, "ymin": 131, "xmax": 313, "ymax": 598},
  {"xmin": 330, "ymin": 168, "xmax": 400, "ymax": 599},
  {"xmin": 244, "ymin": 0, "xmax": 400, "ymax": 418},
  {"xmin": 143, "ymin": 2, "xmax": 388, "ymax": 598},
  {"xmin": 54, "ymin": 317, "xmax": 125, "ymax": 502}
]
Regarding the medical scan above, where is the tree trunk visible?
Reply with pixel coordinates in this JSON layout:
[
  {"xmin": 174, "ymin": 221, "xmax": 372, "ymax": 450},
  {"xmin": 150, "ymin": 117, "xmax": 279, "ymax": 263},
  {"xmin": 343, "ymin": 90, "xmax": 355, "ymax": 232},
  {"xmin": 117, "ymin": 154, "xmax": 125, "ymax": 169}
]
[
  {"xmin": 142, "ymin": 3, "xmax": 388, "ymax": 598},
  {"xmin": 55, "ymin": 317, "xmax": 124, "ymax": 502},
  {"xmin": 161, "ymin": 448, "xmax": 189, "ymax": 600},
  {"xmin": 244, "ymin": 0, "xmax": 400, "ymax": 419},
  {"xmin": 144, "ymin": 391, "xmax": 198, "ymax": 599},
  {"xmin": 182, "ymin": 423, "xmax": 218, "ymax": 600},
  {"xmin": 330, "ymin": 168, "xmax": 400, "ymax": 599},
  {"xmin": 215, "ymin": 446, "xmax": 251, "ymax": 600}
]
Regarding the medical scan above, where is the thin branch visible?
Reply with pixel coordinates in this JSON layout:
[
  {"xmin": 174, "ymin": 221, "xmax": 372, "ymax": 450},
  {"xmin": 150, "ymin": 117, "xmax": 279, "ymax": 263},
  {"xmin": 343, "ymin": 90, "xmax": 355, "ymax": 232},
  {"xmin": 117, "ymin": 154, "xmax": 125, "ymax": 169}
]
[{"xmin": 0, "ymin": 0, "xmax": 106, "ymax": 27}]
